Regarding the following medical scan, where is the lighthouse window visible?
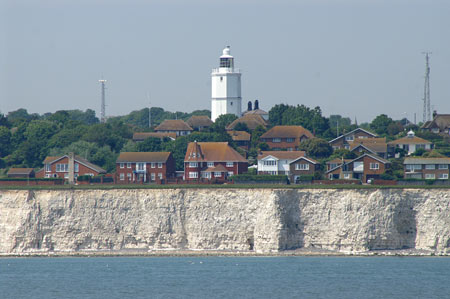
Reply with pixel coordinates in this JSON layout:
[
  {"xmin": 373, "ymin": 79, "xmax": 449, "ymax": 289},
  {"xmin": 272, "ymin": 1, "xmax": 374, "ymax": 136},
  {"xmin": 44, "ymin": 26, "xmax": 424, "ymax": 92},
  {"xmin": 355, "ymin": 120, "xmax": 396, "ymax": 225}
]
[
  {"xmin": 231, "ymin": 102, "xmax": 233, "ymax": 106},
  {"xmin": 220, "ymin": 58, "xmax": 232, "ymax": 68},
  {"xmin": 220, "ymin": 77, "xmax": 223, "ymax": 82}
]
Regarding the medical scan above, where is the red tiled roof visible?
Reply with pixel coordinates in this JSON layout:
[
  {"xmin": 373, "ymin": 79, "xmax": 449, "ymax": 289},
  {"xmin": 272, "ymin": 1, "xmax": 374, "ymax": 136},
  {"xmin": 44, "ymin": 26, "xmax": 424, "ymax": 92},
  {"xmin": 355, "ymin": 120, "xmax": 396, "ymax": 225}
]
[
  {"xmin": 184, "ymin": 142, "xmax": 247, "ymax": 162},
  {"xmin": 203, "ymin": 164, "xmax": 228, "ymax": 172},
  {"xmin": 388, "ymin": 136, "xmax": 432, "ymax": 145},
  {"xmin": 228, "ymin": 130, "xmax": 251, "ymax": 141},
  {"xmin": 155, "ymin": 120, "xmax": 193, "ymax": 131},
  {"xmin": 260, "ymin": 126, "xmax": 314, "ymax": 139},
  {"xmin": 42, "ymin": 155, "xmax": 106, "ymax": 173},
  {"xmin": 7, "ymin": 168, "xmax": 34, "ymax": 175},
  {"xmin": 187, "ymin": 116, "xmax": 213, "ymax": 128},
  {"xmin": 349, "ymin": 138, "xmax": 387, "ymax": 153},
  {"xmin": 117, "ymin": 152, "xmax": 171, "ymax": 163},
  {"xmin": 226, "ymin": 114, "xmax": 267, "ymax": 131}
]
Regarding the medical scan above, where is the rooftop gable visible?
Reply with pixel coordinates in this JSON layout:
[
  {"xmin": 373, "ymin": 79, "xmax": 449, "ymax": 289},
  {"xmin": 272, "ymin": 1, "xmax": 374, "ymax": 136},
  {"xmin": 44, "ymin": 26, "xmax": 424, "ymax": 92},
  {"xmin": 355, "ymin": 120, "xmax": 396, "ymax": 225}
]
[
  {"xmin": 260, "ymin": 126, "xmax": 313, "ymax": 139},
  {"xmin": 184, "ymin": 142, "xmax": 247, "ymax": 163},
  {"xmin": 155, "ymin": 119, "xmax": 193, "ymax": 131},
  {"xmin": 328, "ymin": 128, "xmax": 378, "ymax": 144}
]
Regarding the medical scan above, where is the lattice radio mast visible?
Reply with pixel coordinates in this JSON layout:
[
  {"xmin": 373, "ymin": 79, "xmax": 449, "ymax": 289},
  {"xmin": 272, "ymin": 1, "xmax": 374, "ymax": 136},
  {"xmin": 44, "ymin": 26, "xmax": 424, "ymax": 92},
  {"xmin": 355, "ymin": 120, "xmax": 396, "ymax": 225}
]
[
  {"xmin": 99, "ymin": 79, "xmax": 107, "ymax": 123},
  {"xmin": 422, "ymin": 52, "xmax": 431, "ymax": 123}
]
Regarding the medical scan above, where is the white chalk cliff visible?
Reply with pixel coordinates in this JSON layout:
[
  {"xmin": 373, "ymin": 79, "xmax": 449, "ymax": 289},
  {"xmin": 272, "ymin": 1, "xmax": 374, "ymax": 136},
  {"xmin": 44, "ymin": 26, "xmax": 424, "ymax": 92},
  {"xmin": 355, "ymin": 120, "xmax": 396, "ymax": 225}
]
[{"xmin": 0, "ymin": 189, "xmax": 449, "ymax": 254}]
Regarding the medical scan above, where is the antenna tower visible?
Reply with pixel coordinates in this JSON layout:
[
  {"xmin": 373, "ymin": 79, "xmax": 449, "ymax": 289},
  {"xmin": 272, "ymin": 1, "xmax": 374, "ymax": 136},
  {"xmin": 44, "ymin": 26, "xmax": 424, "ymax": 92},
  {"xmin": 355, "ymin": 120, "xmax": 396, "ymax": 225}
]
[
  {"xmin": 147, "ymin": 92, "xmax": 151, "ymax": 128},
  {"xmin": 422, "ymin": 52, "xmax": 431, "ymax": 123},
  {"xmin": 99, "ymin": 79, "xmax": 107, "ymax": 123}
]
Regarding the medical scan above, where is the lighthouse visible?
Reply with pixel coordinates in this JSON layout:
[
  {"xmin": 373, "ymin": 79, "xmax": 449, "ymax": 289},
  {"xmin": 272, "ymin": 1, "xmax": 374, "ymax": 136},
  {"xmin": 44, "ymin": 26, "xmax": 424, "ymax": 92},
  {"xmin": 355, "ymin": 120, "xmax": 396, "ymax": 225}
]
[{"xmin": 211, "ymin": 46, "xmax": 242, "ymax": 122}]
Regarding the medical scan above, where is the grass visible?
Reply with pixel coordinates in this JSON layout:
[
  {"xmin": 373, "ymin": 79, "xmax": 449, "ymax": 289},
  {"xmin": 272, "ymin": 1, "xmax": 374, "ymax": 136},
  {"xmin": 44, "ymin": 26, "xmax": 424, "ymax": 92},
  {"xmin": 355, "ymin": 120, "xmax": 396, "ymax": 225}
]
[{"xmin": 1, "ymin": 184, "xmax": 450, "ymax": 191}]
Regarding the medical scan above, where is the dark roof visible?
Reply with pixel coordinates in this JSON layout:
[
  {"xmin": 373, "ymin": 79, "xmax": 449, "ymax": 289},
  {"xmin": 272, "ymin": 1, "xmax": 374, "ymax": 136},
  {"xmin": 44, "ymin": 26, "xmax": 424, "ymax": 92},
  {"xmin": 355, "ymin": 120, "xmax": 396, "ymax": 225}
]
[
  {"xmin": 349, "ymin": 138, "xmax": 387, "ymax": 153},
  {"xmin": 421, "ymin": 114, "xmax": 450, "ymax": 130},
  {"xmin": 43, "ymin": 155, "xmax": 106, "ymax": 173},
  {"xmin": 243, "ymin": 109, "xmax": 268, "ymax": 116},
  {"xmin": 155, "ymin": 120, "xmax": 193, "ymax": 131},
  {"xmin": 133, "ymin": 132, "xmax": 177, "ymax": 141},
  {"xmin": 403, "ymin": 157, "xmax": 450, "ymax": 164},
  {"xmin": 117, "ymin": 152, "xmax": 171, "ymax": 163},
  {"xmin": 185, "ymin": 142, "xmax": 247, "ymax": 163},
  {"xmin": 228, "ymin": 130, "xmax": 251, "ymax": 141},
  {"xmin": 7, "ymin": 168, "xmax": 34, "ymax": 175},
  {"xmin": 226, "ymin": 114, "xmax": 267, "ymax": 131},
  {"xmin": 187, "ymin": 116, "xmax": 213, "ymax": 128},
  {"xmin": 260, "ymin": 126, "xmax": 314, "ymax": 139}
]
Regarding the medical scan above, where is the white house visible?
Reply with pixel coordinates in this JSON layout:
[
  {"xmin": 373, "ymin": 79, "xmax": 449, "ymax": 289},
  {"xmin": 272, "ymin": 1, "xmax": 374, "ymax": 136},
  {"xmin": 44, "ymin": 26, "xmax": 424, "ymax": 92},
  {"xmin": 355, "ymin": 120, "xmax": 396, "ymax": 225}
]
[
  {"xmin": 388, "ymin": 130, "xmax": 432, "ymax": 156},
  {"xmin": 257, "ymin": 151, "xmax": 305, "ymax": 175}
]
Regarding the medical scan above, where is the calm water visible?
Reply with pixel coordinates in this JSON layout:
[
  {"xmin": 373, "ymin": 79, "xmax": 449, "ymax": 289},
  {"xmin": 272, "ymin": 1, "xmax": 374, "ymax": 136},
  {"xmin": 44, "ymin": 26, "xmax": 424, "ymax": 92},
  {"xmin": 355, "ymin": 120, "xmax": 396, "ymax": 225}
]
[{"xmin": 0, "ymin": 256, "xmax": 449, "ymax": 299}]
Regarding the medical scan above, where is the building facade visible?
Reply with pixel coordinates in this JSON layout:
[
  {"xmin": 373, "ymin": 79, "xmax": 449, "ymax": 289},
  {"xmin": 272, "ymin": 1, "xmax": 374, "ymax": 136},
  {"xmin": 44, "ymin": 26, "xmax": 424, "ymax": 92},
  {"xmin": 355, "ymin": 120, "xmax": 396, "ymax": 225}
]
[
  {"xmin": 154, "ymin": 120, "xmax": 193, "ymax": 137},
  {"xmin": 36, "ymin": 155, "xmax": 106, "ymax": 180},
  {"xmin": 211, "ymin": 46, "xmax": 242, "ymax": 121},
  {"xmin": 257, "ymin": 151, "xmax": 306, "ymax": 175},
  {"xmin": 259, "ymin": 126, "xmax": 313, "ymax": 151},
  {"xmin": 116, "ymin": 152, "xmax": 176, "ymax": 183},
  {"xmin": 403, "ymin": 157, "xmax": 450, "ymax": 180},
  {"xmin": 329, "ymin": 128, "xmax": 378, "ymax": 150}
]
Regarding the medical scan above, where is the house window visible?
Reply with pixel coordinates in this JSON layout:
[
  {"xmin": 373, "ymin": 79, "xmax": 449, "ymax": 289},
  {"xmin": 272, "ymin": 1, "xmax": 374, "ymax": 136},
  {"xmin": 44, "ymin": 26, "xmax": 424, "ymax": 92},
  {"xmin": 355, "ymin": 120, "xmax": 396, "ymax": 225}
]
[
  {"xmin": 272, "ymin": 138, "xmax": 281, "ymax": 143},
  {"xmin": 56, "ymin": 164, "xmax": 68, "ymax": 172},
  {"xmin": 189, "ymin": 162, "xmax": 198, "ymax": 168},
  {"xmin": 189, "ymin": 172, "xmax": 198, "ymax": 178},
  {"xmin": 438, "ymin": 173, "xmax": 448, "ymax": 180},
  {"xmin": 345, "ymin": 135, "xmax": 354, "ymax": 141},
  {"xmin": 45, "ymin": 164, "xmax": 51, "ymax": 172},
  {"xmin": 151, "ymin": 162, "xmax": 156, "ymax": 168},
  {"xmin": 202, "ymin": 172, "xmax": 211, "ymax": 179},
  {"xmin": 120, "ymin": 163, "xmax": 124, "ymax": 169},
  {"xmin": 230, "ymin": 102, "xmax": 233, "ymax": 106},
  {"xmin": 127, "ymin": 173, "xmax": 132, "ymax": 180},
  {"xmin": 214, "ymin": 172, "xmax": 222, "ymax": 177},
  {"xmin": 127, "ymin": 163, "xmax": 132, "ymax": 168},
  {"xmin": 158, "ymin": 173, "xmax": 163, "ymax": 179},
  {"xmin": 137, "ymin": 163, "xmax": 145, "ymax": 171},
  {"xmin": 207, "ymin": 162, "xmax": 214, "ymax": 167},
  {"xmin": 406, "ymin": 164, "xmax": 421, "ymax": 171},
  {"xmin": 425, "ymin": 173, "xmax": 435, "ymax": 180},
  {"xmin": 120, "ymin": 173, "xmax": 125, "ymax": 180},
  {"xmin": 220, "ymin": 76, "xmax": 223, "ymax": 82},
  {"xmin": 286, "ymin": 138, "xmax": 294, "ymax": 143},
  {"xmin": 263, "ymin": 160, "xmax": 276, "ymax": 166},
  {"xmin": 151, "ymin": 173, "xmax": 156, "ymax": 181},
  {"xmin": 344, "ymin": 145, "xmax": 350, "ymax": 150},
  {"xmin": 344, "ymin": 173, "xmax": 350, "ymax": 179},
  {"xmin": 295, "ymin": 163, "xmax": 309, "ymax": 171},
  {"xmin": 226, "ymin": 162, "xmax": 234, "ymax": 167},
  {"xmin": 228, "ymin": 171, "xmax": 234, "ymax": 176},
  {"xmin": 438, "ymin": 164, "xmax": 448, "ymax": 170},
  {"xmin": 425, "ymin": 164, "xmax": 435, "ymax": 170},
  {"xmin": 158, "ymin": 163, "xmax": 163, "ymax": 168},
  {"xmin": 370, "ymin": 163, "xmax": 379, "ymax": 170},
  {"xmin": 329, "ymin": 163, "xmax": 338, "ymax": 169},
  {"xmin": 74, "ymin": 163, "xmax": 79, "ymax": 173}
]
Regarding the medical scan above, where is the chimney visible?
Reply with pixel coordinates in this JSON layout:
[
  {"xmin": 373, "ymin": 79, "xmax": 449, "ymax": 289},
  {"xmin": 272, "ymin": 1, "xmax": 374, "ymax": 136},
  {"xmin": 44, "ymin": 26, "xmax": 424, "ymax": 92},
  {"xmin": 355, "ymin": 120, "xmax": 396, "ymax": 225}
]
[
  {"xmin": 247, "ymin": 101, "xmax": 252, "ymax": 111},
  {"xmin": 68, "ymin": 152, "xmax": 75, "ymax": 185},
  {"xmin": 254, "ymin": 100, "xmax": 259, "ymax": 110}
]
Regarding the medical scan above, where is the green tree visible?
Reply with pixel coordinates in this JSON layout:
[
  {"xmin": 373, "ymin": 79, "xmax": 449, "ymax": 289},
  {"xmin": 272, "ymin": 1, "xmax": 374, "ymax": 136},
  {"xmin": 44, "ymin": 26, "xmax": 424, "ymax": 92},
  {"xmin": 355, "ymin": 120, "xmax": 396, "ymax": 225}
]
[
  {"xmin": 210, "ymin": 114, "xmax": 238, "ymax": 133},
  {"xmin": 370, "ymin": 114, "xmax": 394, "ymax": 135},
  {"xmin": 0, "ymin": 126, "xmax": 11, "ymax": 157},
  {"xmin": 268, "ymin": 104, "xmax": 289, "ymax": 126},
  {"xmin": 298, "ymin": 138, "xmax": 333, "ymax": 159},
  {"xmin": 137, "ymin": 137, "xmax": 163, "ymax": 152}
]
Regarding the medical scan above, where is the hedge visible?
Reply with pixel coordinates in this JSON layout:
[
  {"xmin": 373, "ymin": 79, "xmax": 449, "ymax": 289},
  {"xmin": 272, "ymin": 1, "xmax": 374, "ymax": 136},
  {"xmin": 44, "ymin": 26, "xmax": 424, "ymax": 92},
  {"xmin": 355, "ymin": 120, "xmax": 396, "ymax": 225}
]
[
  {"xmin": 0, "ymin": 178, "xmax": 63, "ymax": 182},
  {"xmin": 231, "ymin": 174, "xmax": 288, "ymax": 182}
]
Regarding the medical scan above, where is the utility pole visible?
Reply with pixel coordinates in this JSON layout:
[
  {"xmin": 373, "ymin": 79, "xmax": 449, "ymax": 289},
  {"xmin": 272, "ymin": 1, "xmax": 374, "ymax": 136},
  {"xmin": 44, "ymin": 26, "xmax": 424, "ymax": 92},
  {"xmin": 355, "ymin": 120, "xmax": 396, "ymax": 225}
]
[
  {"xmin": 422, "ymin": 52, "xmax": 431, "ymax": 123},
  {"xmin": 147, "ymin": 92, "xmax": 151, "ymax": 128},
  {"xmin": 99, "ymin": 79, "xmax": 107, "ymax": 123}
]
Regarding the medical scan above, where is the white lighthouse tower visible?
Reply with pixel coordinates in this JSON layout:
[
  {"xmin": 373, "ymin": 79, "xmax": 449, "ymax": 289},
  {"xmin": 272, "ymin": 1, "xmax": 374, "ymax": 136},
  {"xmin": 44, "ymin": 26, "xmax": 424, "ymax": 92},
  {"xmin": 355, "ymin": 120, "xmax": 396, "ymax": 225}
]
[{"xmin": 211, "ymin": 46, "xmax": 242, "ymax": 122}]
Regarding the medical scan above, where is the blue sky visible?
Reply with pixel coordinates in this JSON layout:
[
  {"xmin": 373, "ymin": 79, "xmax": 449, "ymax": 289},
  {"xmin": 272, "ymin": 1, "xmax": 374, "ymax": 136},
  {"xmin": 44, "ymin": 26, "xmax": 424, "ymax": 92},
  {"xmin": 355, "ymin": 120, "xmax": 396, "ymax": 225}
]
[{"xmin": 1, "ymin": 0, "xmax": 449, "ymax": 123}]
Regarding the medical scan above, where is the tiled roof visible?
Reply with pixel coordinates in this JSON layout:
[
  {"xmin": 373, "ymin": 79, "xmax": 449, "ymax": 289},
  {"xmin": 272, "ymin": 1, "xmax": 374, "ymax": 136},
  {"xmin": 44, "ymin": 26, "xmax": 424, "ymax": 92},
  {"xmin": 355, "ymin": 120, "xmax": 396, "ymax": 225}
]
[
  {"xmin": 403, "ymin": 157, "xmax": 450, "ymax": 164},
  {"xmin": 388, "ymin": 136, "xmax": 432, "ymax": 145},
  {"xmin": 260, "ymin": 126, "xmax": 314, "ymax": 139},
  {"xmin": 117, "ymin": 152, "xmax": 171, "ymax": 163},
  {"xmin": 185, "ymin": 142, "xmax": 247, "ymax": 162},
  {"xmin": 155, "ymin": 120, "xmax": 193, "ymax": 131},
  {"xmin": 258, "ymin": 151, "xmax": 305, "ymax": 160},
  {"xmin": 243, "ymin": 109, "xmax": 268, "ymax": 116},
  {"xmin": 133, "ymin": 132, "xmax": 177, "ymax": 141},
  {"xmin": 326, "ymin": 158, "xmax": 343, "ymax": 164},
  {"xmin": 290, "ymin": 156, "xmax": 319, "ymax": 165},
  {"xmin": 329, "ymin": 128, "xmax": 378, "ymax": 144},
  {"xmin": 7, "ymin": 168, "xmax": 34, "ymax": 175},
  {"xmin": 226, "ymin": 114, "xmax": 267, "ymax": 131},
  {"xmin": 187, "ymin": 116, "xmax": 213, "ymax": 128},
  {"xmin": 42, "ymin": 155, "xmax": 106, "ymax": 173},
  {"xmin": 228, "ymin": 130, "xmax": 251, "ymax": 141},
  {"xmin": 349, "ymin": 138, "xmax": 387, "ymax": 153},
  {"xmin": 203, "ymin": 164, "xmax": 228, "ymax": 172},
  {"xmin": 326, "ymin": 153, "xmax": 390, "ymax": 173},
  {"xmin": 421, "ymin": 114, "xmax": 450, "ymax": 130}
]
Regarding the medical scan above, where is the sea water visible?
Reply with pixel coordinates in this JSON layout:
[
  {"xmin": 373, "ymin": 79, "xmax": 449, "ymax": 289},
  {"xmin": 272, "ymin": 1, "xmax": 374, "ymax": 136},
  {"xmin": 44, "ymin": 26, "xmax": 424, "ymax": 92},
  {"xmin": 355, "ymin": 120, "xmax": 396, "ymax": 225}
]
[{"xmin": 0, "ymin": 256, "xmax": 449, "ymax": 299}]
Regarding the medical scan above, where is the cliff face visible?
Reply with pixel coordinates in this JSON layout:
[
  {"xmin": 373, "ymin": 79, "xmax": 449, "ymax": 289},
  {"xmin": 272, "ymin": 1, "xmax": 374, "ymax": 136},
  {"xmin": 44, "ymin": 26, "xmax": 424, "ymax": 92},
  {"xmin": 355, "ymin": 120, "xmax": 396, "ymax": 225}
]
[{"xmin": 0, "ymin": 189, "xmax": 449, "ymax": 254}]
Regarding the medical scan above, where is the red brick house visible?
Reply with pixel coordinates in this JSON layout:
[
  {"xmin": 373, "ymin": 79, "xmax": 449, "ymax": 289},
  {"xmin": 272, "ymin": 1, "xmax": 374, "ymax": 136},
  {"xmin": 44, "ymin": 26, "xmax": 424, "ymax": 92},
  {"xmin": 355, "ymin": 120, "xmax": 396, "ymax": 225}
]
[
  {"xmin": 259, "ymin": 126, "xmax": 314, "ymax": 151},
  {"xmin": 184, "ymin": 142, "xmax": 248, "ymax": 182},
  {"xmin": 228, "ymin": 130, "xmax": 251, "ymax": 152},
  {"xmin": 116, "ymin": 152, "xmax": 176, "ymax": 183},
  {"xmin": 329, "ymin": 128, "xmax": 377, "ymax": 150},
  {"xmin": 155, "ymin": 119, "xmax": 193, "ymax": 136},
  {"xmin": 289, "ymin": 156, "xmax": 320, "ymax": 183},
  {"xmin": 36, "ymin": 155, "xmax": 106, "ymax": 180},
  {"xmin": 326, "ymin": 153, "xmax": 390, "ymax": 183},
  {"xmin": 349, "ymin": 138, "xmax": 389, "ymax": 159}
]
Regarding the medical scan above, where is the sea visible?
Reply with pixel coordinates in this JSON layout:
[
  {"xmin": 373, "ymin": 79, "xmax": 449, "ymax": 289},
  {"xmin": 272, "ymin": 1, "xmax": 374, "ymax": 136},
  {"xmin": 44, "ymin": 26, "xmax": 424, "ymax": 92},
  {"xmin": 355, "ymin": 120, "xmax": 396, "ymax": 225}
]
[{"xmin": 0, "ymin": 256, "xmax": 449, "ymax": 299}]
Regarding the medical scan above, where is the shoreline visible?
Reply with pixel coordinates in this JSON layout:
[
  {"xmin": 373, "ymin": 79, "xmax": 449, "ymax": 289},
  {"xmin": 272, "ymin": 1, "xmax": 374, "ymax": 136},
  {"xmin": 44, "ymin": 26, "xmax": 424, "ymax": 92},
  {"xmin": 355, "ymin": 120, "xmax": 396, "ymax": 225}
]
[{"xmin": 1, "ymin": 248, "xmax": 448, "ymax": 258}]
